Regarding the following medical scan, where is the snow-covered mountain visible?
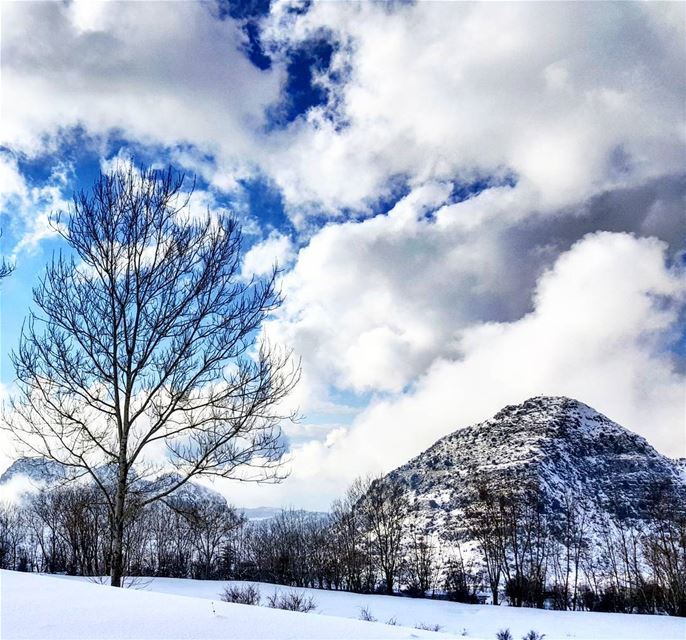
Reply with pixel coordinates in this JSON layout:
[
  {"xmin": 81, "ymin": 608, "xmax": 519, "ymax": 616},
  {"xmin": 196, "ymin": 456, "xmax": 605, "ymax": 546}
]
[
  {"xmin": 0, "ymin": 457, "xmax": 73, "ymax": 500},
  {"xmin": 0, "ymin": 458, "xmax": 322, "ymax": 521},
  {"xmin": 0, "ymin": 456, "xmax": 69, "ymax": 487},
  {"xmin": 0, "ymin": 457, "xmax": 233, "ymax": 511},
  {"xmin": 239, "ymin": 506, "xmax": 328, "ymax": 521},
  {"xmin": 384, "ymin": 396, "xmax": 686, "ymax": 543},
  {"xmin": 241, "ymin": 506, "xmax": 284, "ymax": 521}
]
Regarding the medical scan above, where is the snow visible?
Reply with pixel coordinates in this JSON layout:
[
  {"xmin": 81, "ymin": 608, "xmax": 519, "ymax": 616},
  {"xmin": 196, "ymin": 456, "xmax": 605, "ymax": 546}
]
[
  {"xmin": 0, "ymin": 571, "xmax": 444, "ymax": 640},
  {"xmin": 129, "ymin": 578, "xmax": 686, "ymax": 640},
  {"xmin": 17, "ymin": 573, "xmax": 685, "ymax": 640}
]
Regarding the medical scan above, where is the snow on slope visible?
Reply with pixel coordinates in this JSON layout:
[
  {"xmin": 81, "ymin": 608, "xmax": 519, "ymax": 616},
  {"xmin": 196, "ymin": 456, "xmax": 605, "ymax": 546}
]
[
  {"xmin": 52, "ymin": 575, "xmax": 686, "ymax": 640},
  {"xmin": 0, "ymin": 570, "xmax": 444, "ymax": 640},
  {"xmin": 385, "ymin": 396, "xmax": 686, "ymax": 544}
]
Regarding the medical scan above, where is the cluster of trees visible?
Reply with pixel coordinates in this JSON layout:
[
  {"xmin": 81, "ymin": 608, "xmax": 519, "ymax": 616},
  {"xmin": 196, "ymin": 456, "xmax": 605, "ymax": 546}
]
[
  {"xmin": 462, "ymin": 479, "xmax": 686, "ymax": 616},
  {"xmin": 2, "ymin": 474, "xmax": 683, "ymax": 616},
  {"xmin": 0, "ymin": 475, "xmax": 429, "ymax": 595},
  {"xmin": 0, "ymin": 485, "xmax": 242, "ymax": 581},
  {"xmin": 227, "ymin": 476, "xmax": 437, "ymax": 596}
]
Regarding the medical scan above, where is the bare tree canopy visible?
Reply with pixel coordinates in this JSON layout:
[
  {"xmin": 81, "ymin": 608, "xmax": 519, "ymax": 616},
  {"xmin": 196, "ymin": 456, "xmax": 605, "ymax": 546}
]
[
  {"xmin": 0, "ymin": 230, "xmax": 14, "ymax": 279},
  {"xmin": 5, "ymin": 165, "xmax": 299, "ymax": 586}
]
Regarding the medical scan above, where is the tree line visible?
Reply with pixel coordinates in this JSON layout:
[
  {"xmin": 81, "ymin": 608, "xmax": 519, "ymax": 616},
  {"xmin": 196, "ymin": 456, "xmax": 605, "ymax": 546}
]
[
  {"xmin": 462, "ymin": 478, "xmax": 685, "ymax": 616},
  {"xmin": 1, "ymin": 473, "xmax": 684, "ymax": 616}
]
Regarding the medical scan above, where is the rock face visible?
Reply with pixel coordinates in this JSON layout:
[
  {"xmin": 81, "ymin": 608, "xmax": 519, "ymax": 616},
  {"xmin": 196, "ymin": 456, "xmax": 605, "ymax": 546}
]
[{"xmin": 385, "ymin": 396, "xmax": 686, "ymax": 543}]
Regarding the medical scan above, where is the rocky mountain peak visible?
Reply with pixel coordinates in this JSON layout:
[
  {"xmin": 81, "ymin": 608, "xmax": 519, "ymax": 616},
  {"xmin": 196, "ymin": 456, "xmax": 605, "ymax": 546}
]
[{"xmin": 386, "ymin": 396, "xmax": 685, "ymax": 543}]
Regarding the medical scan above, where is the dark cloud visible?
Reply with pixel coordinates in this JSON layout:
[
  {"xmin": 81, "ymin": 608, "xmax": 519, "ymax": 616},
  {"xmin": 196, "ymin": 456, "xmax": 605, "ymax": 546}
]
[{"xmin": 470, "ymin": 174, "xmax": 686, "ymax": 324}]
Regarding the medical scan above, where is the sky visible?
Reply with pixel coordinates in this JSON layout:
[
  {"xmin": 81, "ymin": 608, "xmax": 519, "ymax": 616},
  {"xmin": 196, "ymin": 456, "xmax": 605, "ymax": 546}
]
[{"xmin": 0, "ymin": 0, "xmax": 685, "ymax": 510}]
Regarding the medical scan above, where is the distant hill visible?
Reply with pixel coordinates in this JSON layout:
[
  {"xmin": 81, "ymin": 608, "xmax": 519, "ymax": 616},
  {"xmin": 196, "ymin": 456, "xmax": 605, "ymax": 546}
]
[{"xmin": 0, "ymin": 458, "xmax": 326, "ymax": 521}]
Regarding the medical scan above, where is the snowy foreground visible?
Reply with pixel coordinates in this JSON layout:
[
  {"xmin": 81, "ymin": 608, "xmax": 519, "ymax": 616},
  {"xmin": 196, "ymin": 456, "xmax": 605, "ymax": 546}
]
[
  {"xmin": 0, "ymin": 571, "xmax": 441, "ymax": 640},
  {"xmin": 3, "ymin": 572, "xmax": 685, "ymax": 640}
]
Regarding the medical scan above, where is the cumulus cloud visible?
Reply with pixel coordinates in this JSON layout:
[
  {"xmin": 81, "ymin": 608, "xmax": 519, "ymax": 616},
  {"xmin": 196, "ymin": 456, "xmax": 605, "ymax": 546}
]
[
  {"xmin": 261, "ymin": 1, "xmax": 686, "ymax": 214},
  {"xmin": 0, "ymin": 154, "xmax": 71, "ymax": 258},
  {"xmin": 265, "ymin": 176, "xmax": 686, "ymax": 396},
  {"xmin": 242, "ymin": 231, "xmax": 295, "ymax": 279},
  {"xmin": 1, "ymin": 1, "xmax": 280, "ymax": 169},
  {"xmin": 5, "ymin": 2, "xmax": 683, "ymax": 221}
]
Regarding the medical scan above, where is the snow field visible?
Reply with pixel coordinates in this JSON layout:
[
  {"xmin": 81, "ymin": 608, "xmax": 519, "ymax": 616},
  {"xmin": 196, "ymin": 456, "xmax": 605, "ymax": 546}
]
[
  {"xmin": 0, "ymin": 570, "xmax": 446, "ymax": 640},
  {"xmin": 49, "ymin": 574, "xmax": 686, "ymax": 640}
]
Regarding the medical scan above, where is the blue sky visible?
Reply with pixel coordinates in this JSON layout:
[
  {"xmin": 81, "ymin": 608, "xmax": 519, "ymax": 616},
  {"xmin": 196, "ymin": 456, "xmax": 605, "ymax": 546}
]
[{"xmin": 1, "ymin": 1, "xmax": 685, "ymax": 508}]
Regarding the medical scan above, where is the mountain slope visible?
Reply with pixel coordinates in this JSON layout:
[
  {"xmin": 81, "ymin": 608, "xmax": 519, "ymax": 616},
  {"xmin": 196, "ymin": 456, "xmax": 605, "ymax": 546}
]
[{"xmin": 386, "ymin": 396, "xmax": 685, "ymax": 542}]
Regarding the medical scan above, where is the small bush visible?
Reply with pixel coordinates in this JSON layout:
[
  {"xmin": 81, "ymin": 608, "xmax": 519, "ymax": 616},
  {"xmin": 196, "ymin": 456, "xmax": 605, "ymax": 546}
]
[
  {"xmin": 220, "ymin": 584, "xmax": 261, "ymax": 606},
  {"xmin": 522, "ymin": 632, "xmax": 545, "ymax": 640},
  {"xmin": 266, "ymin": 591, "xmax": 317, "ymax": 613},
  {"xmin": 386, "ymin": 617, "xmax": 398, "ymax": 626},
  {"xmin": 444, "ymin": 560, "xmax": 479, "ymax": 604},
  {"xmin": 359, "ymin": 606, "xmax": 377, "ymax": 622},
  {"xmin": 496, "ymin": 630, "xmax": 513, "ymax": 640},
  {"xmin": 415, "ymin": 622, "xmax": 444, "ymax": 632},
  {"xmin": 403, "ymin": 583, "xmax": 426, "ymax": 598}
]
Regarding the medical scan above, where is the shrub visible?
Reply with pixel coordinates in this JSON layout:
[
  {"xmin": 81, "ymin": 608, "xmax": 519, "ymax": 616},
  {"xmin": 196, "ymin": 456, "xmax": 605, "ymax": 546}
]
[
  {"xmin": 266, "ymin": 591, "xmax": 317, "ymax": 613},
  {"xmin": 220, "ymin": 584, "xmax": 261, "ymax": 606},
  {"xmin": 496, "ymin": 630, "xmax": 513, "ymax": 640},
  {"xmin": 522, "ymin": 632, "xmax": 545, "ymax": 640},
  {"xmin": 444, "ymin": 559, "xmax": 479, "ymax": 604},
  {"xmin": 403, "ymin": 583, "xmax": 426, "ymax": 598},
  {"xmin": 359, "ymin": 606, "xmax": 377, "ymax": 622},
  {"xmin": 415, "ymin": 623, "xmax": 443, "ymax": 632}
]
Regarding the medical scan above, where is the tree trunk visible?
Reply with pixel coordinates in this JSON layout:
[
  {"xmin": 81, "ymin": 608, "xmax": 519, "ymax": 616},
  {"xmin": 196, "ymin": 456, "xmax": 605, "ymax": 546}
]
[
  {"xmin": 110, "ymin": 515, "xmax": 124, "ymax": 587},
  {"xmin": 385, "ymin": 571, "xmax": 393, "ymax": 594},
  {"xmin": 110, "ymin": 464, "xmax": 127, "ymax": 587}
]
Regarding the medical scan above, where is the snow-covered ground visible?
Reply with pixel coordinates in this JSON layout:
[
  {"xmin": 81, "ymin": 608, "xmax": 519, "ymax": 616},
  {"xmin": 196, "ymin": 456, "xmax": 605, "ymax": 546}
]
[
  {"xmin": 10, "ymin": 572, "xmax": 684, "ymax": 640},
  {"xmin": 0, "ymin": 570, "xmax": 444, "ymax": 640}
]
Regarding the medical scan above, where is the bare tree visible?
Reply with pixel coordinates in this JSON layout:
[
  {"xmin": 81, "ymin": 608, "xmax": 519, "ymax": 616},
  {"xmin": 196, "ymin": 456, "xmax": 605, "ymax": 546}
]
[
  {"xmin": 465, "ymin": 481, "xmax": 504, "ymax": 605},
  {"xmin": 550, "ymin": 492, "xmax": 588, "ymax": 610},
  {"xmin": 404, "ymin": 513, "xmax": 439, "ymax": 596},
  {"xmin": 175, "ymin": 498, "xmax": 242, "ymax": 580},
  {"xmin": 5, "ymin": 165, "xmax": 299, "ymax": 586},
  {"xmin": 330, "ymin": 476, "xmax": 371, "ymax": 592},
  {"xmin": 0, "ymin": 230, "xmax": 14, "ymax": 279},
  {"xmin": 498, "ymin": 483, "xmax": 550, "ymax": 608},
  {"xmin": 641, "ymin": 482, "xmax": 686, "ymax": 616},
  {"xmin": 361, "ymin": 475, "xmax": 408, "ymax": 594}
]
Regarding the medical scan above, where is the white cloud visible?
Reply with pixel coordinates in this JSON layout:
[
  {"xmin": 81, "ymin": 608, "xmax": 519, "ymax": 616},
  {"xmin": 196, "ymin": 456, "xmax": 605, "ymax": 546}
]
[
  {"xmin": 0, "ymin": 382, "xmax": 18, "ymax": 477},
  {"xmin": 5, "ymin": 2, "xmax": 683, "ymax": 222},
  {"xmin": 261, "ymin": 2, "xmax": 685, "ymax": 214},
  {"xmin": 1, "ymin": 2, "xmax": 281, "ymax": 163},
  {"xmin": 0, "ymin": 154, "xmax": 70, "ymax": 258},
  {"xmin": 0, "ymin": 156, "xmax": 29, "ymax": 207},
  {"xmin": 242, "ymin": 231, "xmax": 295, "ymax": 279},
  {"xmin": 264, "ymin": 182, "xmax": 553, "ymax": 395}
]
